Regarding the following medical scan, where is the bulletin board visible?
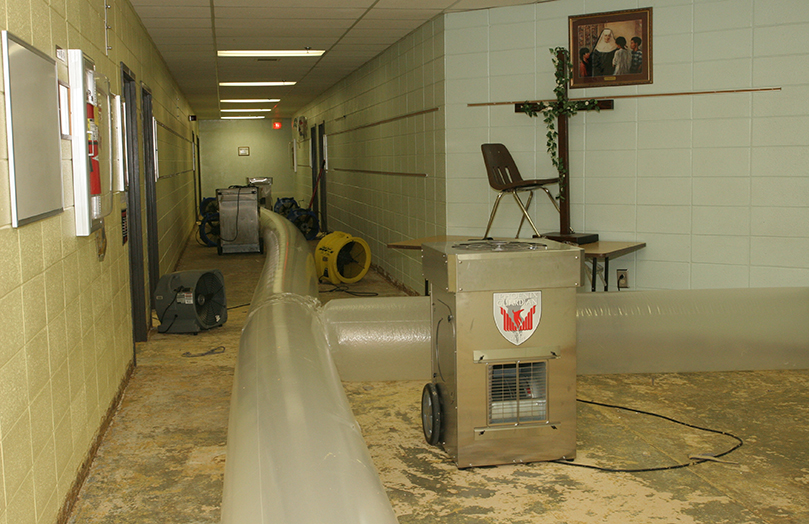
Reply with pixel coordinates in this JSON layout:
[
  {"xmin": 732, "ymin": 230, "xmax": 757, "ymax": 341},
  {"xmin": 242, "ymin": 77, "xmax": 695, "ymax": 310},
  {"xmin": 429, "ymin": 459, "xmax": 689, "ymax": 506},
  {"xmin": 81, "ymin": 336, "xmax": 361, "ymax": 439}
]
[{"xmin": 2, "ymin": 31, "xmax": 64, "ymax": 227}]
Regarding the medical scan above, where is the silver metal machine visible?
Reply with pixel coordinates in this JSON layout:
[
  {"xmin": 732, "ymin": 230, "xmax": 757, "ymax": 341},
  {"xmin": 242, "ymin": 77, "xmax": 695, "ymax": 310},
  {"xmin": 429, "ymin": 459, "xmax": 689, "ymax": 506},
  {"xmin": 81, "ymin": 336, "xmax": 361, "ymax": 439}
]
[
  {"xmin": 216, "ymin": 186, "xmax": 262, "ymax": 255},
  {"xmin": 246, "ymin": 176, "xmax": 272, "ymax": 209},
  {"xmin": 421, "ymin": 239, "xmax": 583, "ymax": 468}
]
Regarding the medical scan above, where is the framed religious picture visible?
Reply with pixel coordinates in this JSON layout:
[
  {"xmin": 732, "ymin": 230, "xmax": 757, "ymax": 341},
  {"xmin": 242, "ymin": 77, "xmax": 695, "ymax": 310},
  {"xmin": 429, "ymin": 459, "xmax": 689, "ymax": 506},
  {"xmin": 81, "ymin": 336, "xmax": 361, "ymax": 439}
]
[{"xmin": 569, "ymin": 7, "xmax": 652, "ymax": 89}]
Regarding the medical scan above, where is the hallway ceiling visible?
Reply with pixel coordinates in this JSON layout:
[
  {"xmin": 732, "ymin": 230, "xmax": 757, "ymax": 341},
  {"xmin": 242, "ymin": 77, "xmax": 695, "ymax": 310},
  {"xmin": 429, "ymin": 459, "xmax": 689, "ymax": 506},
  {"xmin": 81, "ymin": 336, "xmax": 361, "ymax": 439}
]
[{"xmin": 130, "ymin": 0, "xmax": 548, "ymax": 120}]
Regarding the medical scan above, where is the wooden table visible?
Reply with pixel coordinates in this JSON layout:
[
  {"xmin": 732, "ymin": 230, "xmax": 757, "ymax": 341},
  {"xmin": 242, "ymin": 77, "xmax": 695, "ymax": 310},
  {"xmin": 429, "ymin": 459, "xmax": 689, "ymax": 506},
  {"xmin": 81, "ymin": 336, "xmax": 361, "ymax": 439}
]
[
  {"xmin": 387, "ymin": 236, "xmax": 646, "ymax": 292},
  {"xmin": 581, "ymin": 241, "xmax": 646, "ymax": 292}
]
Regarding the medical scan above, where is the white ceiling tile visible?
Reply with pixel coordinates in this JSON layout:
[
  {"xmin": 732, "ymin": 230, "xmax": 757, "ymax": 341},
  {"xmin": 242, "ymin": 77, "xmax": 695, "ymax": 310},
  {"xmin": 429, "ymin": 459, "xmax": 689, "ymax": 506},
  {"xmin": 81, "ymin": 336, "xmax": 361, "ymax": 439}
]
[
  {"xmin": 374, "ymin": 0, "xmax": 457, "ymax": 9},
  {"xmin": 214, "ymin": 7, "xmax": 367, "ymax": 19},
  {"xmin": 135, "ymin": 0, "xmax": 556, "ymax": 117},
  {"xmin": 216, "ymin": 36, "xmax": 340, "ymax": 49},
  {"xmin": 146, "ymin": 26, "xmax": 214, "ymax": 38},
  {"xmin": 136, "ymin": 7, "xmax": 211, "ymax": 18},
  {"xmin": 363, "ymin": 8, "xmax": 443, "ymax": 20},
  {"xmin": 353, "ymin": 18, "xmax": 428, "ymax": 30},
  {"xmin": 213, "ymin": 0, "xmax": 376, "ymax": 8},
  {"xmin": 142, "ymin": 18, "xmax": 212, "ymax": 29},
  {"xmin": 152, "ymin": 35, "xmax": 215, "ymax": 45},
  {"xmin": 215, "ymin": 27, "xmax": 346, "ymax": 38},
  {"xmin": 131, "ymin": 0, "xmax": 208, "ymax": 6},
  {"xmin": 214, "ymin": 18, "xmax": 354, "ymax": 30}
]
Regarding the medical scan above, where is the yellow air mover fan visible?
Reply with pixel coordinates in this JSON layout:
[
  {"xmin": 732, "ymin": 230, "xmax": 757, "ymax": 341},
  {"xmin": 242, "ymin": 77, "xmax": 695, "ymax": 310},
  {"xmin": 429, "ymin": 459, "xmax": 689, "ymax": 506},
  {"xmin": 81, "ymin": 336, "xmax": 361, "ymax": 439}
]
[{"xmin": 316, "ymin": 232, "xmax": 371, "ymax": 285}]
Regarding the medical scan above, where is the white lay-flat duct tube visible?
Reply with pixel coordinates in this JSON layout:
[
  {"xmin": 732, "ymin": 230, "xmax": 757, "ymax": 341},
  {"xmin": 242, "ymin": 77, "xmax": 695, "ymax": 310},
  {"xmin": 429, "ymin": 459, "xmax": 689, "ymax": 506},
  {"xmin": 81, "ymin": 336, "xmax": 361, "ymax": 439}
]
[
  {"xmin": 220, "ymin": 209, "xmax": 397, "ymax": 524},
  {"xmin": 576, "ymin": 287, "xmax": 809, "ymax": 374},
  {"xmin": 323, "ymin": 296, "xmax": 432, "ymax": 381},
  {"xmin": 323, "ymin": 288, "xmax": 809, "ymax": 380}
]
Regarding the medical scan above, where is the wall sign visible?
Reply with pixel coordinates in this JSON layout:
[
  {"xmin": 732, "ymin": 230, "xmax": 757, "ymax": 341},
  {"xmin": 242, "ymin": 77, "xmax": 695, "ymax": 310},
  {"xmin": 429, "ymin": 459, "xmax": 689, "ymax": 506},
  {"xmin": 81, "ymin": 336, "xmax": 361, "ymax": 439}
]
[{"xmin": 2, "ymin": 31, "xmax": 64, "ymax": 227}]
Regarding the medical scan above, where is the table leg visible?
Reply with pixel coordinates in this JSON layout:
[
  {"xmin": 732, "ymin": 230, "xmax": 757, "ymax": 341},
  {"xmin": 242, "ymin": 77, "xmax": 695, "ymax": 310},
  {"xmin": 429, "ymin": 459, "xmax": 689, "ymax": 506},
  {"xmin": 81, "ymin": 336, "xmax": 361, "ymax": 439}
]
[
  {"xmin": 591, "ymin": 258, "xmax": 597, "ymax": 292},
  {"xmin": 603, "ymin": 257, "xmax": 609, "ymax": 292}
]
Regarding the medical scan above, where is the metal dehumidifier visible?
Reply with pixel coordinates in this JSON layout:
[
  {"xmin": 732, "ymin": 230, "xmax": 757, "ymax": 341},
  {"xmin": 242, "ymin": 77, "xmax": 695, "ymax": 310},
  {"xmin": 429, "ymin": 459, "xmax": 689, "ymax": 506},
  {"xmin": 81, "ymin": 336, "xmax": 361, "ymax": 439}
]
[
  {"xmin": 216, "ymin": 186, "xmax": 262, "ymax": 255},
  {"xmin": 421, "ymin": 239, "xmax": 582, "ymax": 468}
]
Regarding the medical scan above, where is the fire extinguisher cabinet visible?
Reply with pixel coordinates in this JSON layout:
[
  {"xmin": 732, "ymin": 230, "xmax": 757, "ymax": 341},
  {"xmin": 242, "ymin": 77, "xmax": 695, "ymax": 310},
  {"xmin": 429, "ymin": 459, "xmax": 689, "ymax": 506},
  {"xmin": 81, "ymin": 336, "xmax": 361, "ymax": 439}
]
[{"xmin": 421, "ymin": 239, "xmax": 583, "ymax": 468}]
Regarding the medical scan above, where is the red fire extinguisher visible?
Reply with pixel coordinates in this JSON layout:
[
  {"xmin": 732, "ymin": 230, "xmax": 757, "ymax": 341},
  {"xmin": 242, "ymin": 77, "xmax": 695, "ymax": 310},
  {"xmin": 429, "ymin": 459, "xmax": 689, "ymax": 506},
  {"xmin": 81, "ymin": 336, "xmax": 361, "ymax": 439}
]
[{"xmin": 87, "ymin": 102, "xmax": 101, "ymax": 196}]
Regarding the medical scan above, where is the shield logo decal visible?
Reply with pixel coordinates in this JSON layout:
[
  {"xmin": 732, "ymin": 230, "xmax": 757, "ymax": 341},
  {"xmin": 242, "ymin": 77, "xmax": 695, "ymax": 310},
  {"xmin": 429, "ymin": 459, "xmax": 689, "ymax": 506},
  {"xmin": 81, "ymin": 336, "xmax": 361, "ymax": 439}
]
[{"xmin": 493, "ymin": 292, "xmax": 541, "ymax": 345}]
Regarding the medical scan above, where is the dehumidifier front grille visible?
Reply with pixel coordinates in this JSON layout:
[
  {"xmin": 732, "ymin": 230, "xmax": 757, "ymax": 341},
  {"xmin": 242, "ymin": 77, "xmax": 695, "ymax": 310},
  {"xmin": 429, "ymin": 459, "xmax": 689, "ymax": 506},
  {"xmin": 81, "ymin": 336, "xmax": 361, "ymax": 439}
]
[{"xmin": 488, "ymin": 361, "xmax": 548, "ymax": 425}]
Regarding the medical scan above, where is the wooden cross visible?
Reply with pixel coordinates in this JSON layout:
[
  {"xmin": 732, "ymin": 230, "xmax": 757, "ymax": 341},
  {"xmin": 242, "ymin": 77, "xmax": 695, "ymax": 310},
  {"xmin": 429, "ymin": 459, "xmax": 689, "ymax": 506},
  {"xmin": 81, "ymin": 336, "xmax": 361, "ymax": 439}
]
[{"xmin": 515, "ymin": 50, "xmax": 613, "ymax": 244}]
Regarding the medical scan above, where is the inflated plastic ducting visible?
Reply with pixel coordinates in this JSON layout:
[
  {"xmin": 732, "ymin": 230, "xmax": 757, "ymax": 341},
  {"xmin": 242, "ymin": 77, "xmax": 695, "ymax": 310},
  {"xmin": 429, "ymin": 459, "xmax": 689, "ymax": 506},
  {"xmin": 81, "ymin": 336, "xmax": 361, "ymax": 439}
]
[
  {"xmin": 220, "ymin": 209, "xmax": 397, "ymax": 524},
  {"xmin": 576, "ymin": 287, "xmax": 809, "ymax": 374},
  {"xmin": 318, "ymin": 287, "xmax": 809, "ymax": 380},
  {"xmin": 316, "ymin": 231, "xmax": 371, "ymax": 284},
  {"xmin": 322, "ymin": 296, "xmax": 431, "ymax": 381}
]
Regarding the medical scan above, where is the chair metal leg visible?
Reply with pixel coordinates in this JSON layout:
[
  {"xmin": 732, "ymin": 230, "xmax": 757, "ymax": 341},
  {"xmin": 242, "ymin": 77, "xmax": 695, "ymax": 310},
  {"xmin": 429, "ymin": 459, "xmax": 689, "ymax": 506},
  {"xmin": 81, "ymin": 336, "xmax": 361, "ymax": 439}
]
[
  {"xmin": 512, "ymin": 192, "xmax": 542, "ymax": 238},
  {"xmin": 482, "ymin": 192, "xmax": 505, "ymax": 239},
  {"xmin": 540, "ymin": 186, "xmax": 561, "ymax": 213},
  {"xmin": 515, "ymin": 191, "xmax": 534, "ymax": 238}
]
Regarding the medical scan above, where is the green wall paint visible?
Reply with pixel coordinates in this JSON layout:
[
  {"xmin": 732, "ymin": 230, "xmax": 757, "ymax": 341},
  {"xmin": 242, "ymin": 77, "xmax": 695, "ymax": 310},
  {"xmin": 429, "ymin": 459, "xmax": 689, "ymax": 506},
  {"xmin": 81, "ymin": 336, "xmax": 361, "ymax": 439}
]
[{"xmin": 199, "ymin": 119, "xmax": 294, "ymax": 205}]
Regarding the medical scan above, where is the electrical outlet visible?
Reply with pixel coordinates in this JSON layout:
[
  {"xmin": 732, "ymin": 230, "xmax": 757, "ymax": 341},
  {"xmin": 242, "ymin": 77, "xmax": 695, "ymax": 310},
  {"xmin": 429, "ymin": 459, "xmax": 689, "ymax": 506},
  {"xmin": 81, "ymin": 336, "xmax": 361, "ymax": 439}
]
[{"xmin": 617, "ymin": 269, "xmax": 629, "ymax": 289}]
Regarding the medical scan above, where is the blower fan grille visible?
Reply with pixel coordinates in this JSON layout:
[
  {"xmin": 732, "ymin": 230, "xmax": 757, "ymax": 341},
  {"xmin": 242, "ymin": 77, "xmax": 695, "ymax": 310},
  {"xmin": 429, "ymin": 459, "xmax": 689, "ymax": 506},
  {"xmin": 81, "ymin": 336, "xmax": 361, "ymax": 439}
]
[
  {"xmin": 154, "ymin": 269, "xmax": 227, "ymax": 333},
  {"xmin": 316, "ymin": 232, "xmax": 371, "ymax": 285}
]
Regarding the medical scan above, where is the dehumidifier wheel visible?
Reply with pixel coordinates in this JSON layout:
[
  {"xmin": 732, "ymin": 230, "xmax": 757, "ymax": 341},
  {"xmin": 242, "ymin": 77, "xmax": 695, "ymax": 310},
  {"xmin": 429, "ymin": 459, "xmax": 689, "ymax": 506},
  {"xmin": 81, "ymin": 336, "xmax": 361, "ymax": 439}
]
[{"xmin": 421, "ymin": 383, "xmax": 443, "ymax": 446}]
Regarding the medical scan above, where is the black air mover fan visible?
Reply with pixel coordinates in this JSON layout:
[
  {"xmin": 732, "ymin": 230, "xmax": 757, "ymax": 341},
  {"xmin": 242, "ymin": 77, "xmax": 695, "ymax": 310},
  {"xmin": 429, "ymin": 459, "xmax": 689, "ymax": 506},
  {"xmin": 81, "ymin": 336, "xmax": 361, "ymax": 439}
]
[{"xmin": 154, "ymin": 269, "xmax": 227, "ymax": 334}]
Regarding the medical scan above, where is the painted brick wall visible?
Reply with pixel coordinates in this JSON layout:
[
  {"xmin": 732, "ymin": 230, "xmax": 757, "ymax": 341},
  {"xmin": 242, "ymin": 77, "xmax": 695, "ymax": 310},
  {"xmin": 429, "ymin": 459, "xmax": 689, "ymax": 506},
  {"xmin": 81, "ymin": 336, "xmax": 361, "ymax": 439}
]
[{"xmin": 445, "ymin": 0, "xmax": 809, "ymax": 290}]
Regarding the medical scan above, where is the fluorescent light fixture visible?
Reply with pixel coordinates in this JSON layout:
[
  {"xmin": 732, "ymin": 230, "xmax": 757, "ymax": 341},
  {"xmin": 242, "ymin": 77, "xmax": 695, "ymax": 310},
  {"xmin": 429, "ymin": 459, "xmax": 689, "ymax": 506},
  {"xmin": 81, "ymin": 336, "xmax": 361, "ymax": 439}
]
[
  {"xmin": 219, "ymin": 81, "xmax": 296, "ymax": 87},
  {"xmin": 221, "ymin": 98, "xmax": 280, "ymax": 103},
  {"xmin": 222, "ymin": 116, "xmax": 266, "ymax": 120},
  {"xmin": 218, "ymin": 50, "xmax": 325, "ymax": 58},
  {"xmin": 221, "ymin": 108, "xmax": 272, "ymax": 112}
]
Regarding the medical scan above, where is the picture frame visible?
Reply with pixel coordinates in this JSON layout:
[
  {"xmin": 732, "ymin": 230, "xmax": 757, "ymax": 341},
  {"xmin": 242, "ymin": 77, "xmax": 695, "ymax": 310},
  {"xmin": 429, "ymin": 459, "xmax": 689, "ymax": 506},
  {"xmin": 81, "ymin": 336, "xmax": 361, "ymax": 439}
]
[{"xmin": 569, "ymin": 7, "xmax": 652, "ymax": 89}]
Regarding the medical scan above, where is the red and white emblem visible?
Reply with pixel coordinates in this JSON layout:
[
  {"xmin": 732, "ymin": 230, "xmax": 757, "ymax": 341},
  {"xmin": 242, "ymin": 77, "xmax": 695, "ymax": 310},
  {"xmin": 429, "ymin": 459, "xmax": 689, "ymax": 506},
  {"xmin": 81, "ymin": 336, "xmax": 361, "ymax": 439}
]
[{"xmin": 493, "ymin": 292, "xmax": 541, "ymax": 345}]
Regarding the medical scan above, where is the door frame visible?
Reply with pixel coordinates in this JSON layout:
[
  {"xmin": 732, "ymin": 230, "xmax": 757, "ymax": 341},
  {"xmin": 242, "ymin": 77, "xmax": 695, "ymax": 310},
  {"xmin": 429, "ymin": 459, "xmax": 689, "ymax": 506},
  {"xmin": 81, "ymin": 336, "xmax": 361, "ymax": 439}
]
[
  {"xmin": 310, "ymin": 123, "xmax": 327, "ymax": 231},
  {"xmin": 140, "ymin": 84, "xmax": 160, "ymax": 308},
  {"xmin": 121, "ymin": 63, "xmax": 147, "ymax": 348}
]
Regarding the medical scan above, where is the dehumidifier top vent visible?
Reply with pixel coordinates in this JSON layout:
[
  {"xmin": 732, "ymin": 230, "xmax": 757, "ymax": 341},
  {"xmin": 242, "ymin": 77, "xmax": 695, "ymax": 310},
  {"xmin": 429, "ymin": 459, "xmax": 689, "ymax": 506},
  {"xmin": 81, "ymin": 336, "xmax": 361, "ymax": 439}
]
[
  {"xmin": 452, "ymin": 240, "xmax": 547, "ymax": 252},
  {"xmin": 154, "ymin": 269, "xmax": 227, "ymax": 333}
]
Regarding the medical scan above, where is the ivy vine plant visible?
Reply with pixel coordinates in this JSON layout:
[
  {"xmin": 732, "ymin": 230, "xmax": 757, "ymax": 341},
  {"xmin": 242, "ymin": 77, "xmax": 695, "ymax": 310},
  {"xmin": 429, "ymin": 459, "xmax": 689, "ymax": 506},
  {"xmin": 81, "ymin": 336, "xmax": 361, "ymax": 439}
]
[{"xmin": 522, "ymin": 47, "xmax": 599, "ymax": 202}]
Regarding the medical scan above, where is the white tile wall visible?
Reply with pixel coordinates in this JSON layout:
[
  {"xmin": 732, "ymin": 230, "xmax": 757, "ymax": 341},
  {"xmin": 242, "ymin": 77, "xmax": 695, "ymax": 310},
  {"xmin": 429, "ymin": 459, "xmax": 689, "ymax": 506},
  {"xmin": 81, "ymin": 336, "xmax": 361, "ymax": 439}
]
[
  {"xmin": 295, "ymin": 19, "xmax": 446, "ymax": 292},
  {"xmin": 444, "ymin": 0, "xmax": 809, "ymax": 290}
]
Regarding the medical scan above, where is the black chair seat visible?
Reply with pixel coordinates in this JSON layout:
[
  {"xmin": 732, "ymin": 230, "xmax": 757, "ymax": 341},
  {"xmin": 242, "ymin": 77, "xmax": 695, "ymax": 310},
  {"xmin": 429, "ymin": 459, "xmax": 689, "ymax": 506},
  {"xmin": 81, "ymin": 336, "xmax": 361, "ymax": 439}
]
[
  {"xmin": 501, "ymin": 178, "xmax": 560, "ymax": 192},
  {"xmin": 481, "ymin": 143, "xmax": 561, "ymax": 239}
]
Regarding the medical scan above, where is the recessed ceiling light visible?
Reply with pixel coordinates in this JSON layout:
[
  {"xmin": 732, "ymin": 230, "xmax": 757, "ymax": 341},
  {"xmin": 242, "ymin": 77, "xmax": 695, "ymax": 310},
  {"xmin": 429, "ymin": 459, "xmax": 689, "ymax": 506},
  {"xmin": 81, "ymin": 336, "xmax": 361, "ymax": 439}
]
[
  {"xmin": 218, "ymin": 50, "xmax": 325, "ymax": 58},
  {"xmin": 221, "ymin": 109, "xmax": 272, "ymax": 112},
  {"xmin": 222, "ymin": 116, "xmax": 266, "ymax": 120},
  {"xmin": 221, "ymin": 99, "xmax": 280, "ymax": 103},
  {"xmin": 219, "ymin": 81, "xmax": 296, "ymax": 87}
]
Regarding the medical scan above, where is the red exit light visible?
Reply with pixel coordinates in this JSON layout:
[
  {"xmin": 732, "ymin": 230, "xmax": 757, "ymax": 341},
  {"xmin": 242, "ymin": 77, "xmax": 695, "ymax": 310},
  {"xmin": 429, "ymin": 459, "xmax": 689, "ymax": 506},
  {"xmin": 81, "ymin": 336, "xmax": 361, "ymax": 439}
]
[{"xmin": 273, "ymin": 121, "xmax": 282, "ymax": 129}]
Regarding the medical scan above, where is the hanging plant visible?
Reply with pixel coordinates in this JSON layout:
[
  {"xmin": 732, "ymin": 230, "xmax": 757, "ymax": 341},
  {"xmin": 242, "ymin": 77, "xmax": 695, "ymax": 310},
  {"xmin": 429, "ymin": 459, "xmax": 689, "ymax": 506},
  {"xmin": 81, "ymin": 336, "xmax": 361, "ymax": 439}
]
[{"xmin": 522, "ymin": 47, "xmax": 600, "ymax": 201}]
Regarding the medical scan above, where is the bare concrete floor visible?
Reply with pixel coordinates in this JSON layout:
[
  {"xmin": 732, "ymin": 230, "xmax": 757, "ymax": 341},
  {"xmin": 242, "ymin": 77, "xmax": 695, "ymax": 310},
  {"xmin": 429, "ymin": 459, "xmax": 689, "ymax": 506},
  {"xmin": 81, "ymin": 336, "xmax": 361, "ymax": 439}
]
[{"xmin": 68, "ymin": 235, "xmax": 809, "ymax": 523}]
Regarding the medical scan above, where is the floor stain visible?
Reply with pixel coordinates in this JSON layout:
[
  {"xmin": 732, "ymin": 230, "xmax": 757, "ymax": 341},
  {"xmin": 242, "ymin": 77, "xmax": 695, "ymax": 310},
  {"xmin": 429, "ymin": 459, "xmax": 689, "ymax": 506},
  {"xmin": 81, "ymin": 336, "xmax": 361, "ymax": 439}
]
[{"xmin": 68, "ymin": 238, "xmax": 809, "ymax": 524}]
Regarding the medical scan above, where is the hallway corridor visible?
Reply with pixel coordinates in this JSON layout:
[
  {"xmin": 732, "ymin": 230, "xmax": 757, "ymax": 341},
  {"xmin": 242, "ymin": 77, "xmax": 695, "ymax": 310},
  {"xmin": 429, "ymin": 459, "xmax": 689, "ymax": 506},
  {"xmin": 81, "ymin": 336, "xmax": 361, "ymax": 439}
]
[{"xmin": 66, "ymin": 234, "xmax": 809, "ymax": 524}]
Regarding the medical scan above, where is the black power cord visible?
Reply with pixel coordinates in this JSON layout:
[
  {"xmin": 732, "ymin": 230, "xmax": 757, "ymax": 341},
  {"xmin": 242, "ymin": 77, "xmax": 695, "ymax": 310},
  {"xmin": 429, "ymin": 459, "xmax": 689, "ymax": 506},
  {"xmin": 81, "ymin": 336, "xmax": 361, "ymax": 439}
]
[
  {"xmin": 182, "ymin": 346, "xmax": 225, "ymax": 358},
  {"xmin": 227, "ymin": 303, "xmax": 251, "ymax": 310},
  {"xmin": 551, "ymin": 398, "xmax": 744, "ymax": 473},
  {"xmin": 318, "ymin": 282, "xmax": 378, "ymax": 297},
  {"xmin": 219, "ymin": 187, "xmax": 243, "ymax": 243}
]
